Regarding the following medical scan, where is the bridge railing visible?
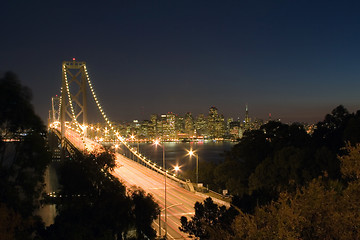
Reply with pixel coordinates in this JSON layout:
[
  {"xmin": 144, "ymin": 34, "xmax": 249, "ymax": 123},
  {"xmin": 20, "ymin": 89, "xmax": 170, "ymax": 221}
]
[
  {"xmin": 117, "ymin": 138, "xmax": 188, "ymax": 186},
  {"xmin": 52, "ymin": 125, "xmax": 188, "ymax": 186}
]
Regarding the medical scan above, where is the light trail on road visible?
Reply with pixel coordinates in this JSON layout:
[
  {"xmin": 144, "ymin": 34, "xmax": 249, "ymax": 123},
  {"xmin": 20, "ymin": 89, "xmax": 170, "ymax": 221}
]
[
  {"xmin": 63, "ymin": 129, "xmax": 207, "ymax": 239},
  {"xmin": 113, "ymin": 153, "xmax": 206, "ymax": 239}
]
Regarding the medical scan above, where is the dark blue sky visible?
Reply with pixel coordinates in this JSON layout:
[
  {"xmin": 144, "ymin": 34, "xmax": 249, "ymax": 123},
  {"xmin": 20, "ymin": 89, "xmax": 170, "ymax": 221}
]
[{"xmin": 2, "ymin": 0, "xmax": 360, "ymax": 123}]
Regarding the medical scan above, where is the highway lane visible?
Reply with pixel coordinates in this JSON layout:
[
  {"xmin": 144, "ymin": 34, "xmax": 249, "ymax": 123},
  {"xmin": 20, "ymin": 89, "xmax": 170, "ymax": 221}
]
[
  {"xmin": 114, "ymin": 153, "xmax": 206, "ymax": 239},
  {"xmin": 62, "ymin": 129, "xmax": 206, "ymax": 239}
]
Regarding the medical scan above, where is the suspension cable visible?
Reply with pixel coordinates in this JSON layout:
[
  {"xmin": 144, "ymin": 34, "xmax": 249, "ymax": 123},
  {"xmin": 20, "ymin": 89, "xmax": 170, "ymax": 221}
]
[{"xmin": 83, "ymin": 65, "xmax": 185, "ymax": 184}]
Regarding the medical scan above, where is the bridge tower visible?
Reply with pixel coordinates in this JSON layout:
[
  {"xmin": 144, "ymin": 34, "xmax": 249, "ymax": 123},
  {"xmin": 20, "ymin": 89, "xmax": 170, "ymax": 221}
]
[
  {"xmin": 60, "ymin": 59, "xmax": 88, "ymax": 153},
  {"xmin": 51, "ymin": 95, "xmax": 60, "ymax": 123}
]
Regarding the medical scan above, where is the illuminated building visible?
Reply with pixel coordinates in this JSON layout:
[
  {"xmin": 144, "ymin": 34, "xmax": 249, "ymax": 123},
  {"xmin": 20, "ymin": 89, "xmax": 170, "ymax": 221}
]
[
  {"xmin": 165, "ymin": 112, "xmax": 176, "ymax": 139},
  {"xmin": 175, "ymin": 115, "xmax": 185, "ymax": 136},
  {"xmin": 195, "ymin": 114, "xmax": 208, "ymax": 137},
  {"xmin": 244, "ymin": 104, "xmax": 250, "ymax": 130},
  {"xmin": 184, "ymin": 112, "xmax": 195, "ymax": 138},
  {"xmin": 208, "ymin": 106, "xmax": 225, "ymax": 138},
  {"xmin": 149, "ymin": 114, "xmax": 158, "ymax": 139}
]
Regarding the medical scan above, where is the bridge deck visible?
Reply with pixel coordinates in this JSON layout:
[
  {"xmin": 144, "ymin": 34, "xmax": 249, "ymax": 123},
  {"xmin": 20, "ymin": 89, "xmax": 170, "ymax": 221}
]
[
  {"xmin": 60, "ymin": 128, "xmax": 207, "ymax": 239},
  {"xmin": 114, "ymin": 153, "xmax": 206, "ymax": 239}
]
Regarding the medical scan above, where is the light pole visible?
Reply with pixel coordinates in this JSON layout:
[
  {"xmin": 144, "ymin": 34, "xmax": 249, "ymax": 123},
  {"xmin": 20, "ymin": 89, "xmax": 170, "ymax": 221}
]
[
  {"xmin": 188, "ymin": 149, "xmax": 199, "ymax": 188},
  {"xmin": 154, "ymin": 139, "xmax": 167, "ymax": 238}
]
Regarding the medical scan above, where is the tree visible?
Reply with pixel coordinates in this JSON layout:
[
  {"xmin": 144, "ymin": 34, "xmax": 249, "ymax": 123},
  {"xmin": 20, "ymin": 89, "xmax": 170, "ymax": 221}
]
[
  {"xmin": 0, "ymin": 72, "xmax": 43, "ymax": 137},
  {"xmin": 231, "ymin": 144, "xmax": 360, "ymax": 240},
  {"xmin": 179, "ymin": 197, "xmax": 237, "ymax": 240},
  {"xmin": 313, "ymin": 105, "xmax": 350, "ymax": 153},
  {"xmin": 42, "ymin": 151, "xmax": 160, "ymax": 240},
  {"xmin": 214, "ymin": 107, "xmax": 352, "ymax": 214},
  {"xmin": 343, "ymin": 111, "xmax": 360, "ymax": 145},
  {"xmin": 130, "ymin": 188, "xmax": 160, "ymax": 239},
  {"xmin": 248, "ymin": 146, "xmax": 306, "ymax": 194},
  {"xmin": 213, "ymin": 129, "xmax": 271, "ymax": 196},
  {"xmin": 0, "ymin": 72, "xmax": 50, "ymax": 239}
]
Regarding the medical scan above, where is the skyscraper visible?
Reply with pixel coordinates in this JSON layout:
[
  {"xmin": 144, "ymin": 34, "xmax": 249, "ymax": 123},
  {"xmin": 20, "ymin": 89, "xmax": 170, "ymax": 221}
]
[
  {"xmin": 245, "ymin": 104, "xmax": 250, "ymax": 125},
  {"xmin": 184, "ymin": 112, "xmax": 195, "ymax": 138},
  {"xmin": 195, "ymin": 114, "xmax": 208, "ymax": 137},
  {"xmin": 208, "ymin": 106, "xmax": 225, "ymax": 138}
]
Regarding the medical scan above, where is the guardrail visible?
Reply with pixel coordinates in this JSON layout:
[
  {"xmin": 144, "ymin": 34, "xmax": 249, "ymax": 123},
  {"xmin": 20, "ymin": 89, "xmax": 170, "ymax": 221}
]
[
  {"xmin": 50, "ymin": 127, "xmax": 232, "ymax": 206},
  {"xmin": 118, "ymin": 141, "xmax": 188, "ymax": 186}
]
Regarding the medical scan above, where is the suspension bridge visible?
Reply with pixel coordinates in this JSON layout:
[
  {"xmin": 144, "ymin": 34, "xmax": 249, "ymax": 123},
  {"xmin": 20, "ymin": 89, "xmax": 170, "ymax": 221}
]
[{"xmin": 48, "ymin": 59, "xmax": 229, "ymax": 239}]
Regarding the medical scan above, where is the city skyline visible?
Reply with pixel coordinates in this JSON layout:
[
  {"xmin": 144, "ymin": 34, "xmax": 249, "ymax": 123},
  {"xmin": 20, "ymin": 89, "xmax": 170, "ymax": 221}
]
[
  {"xmin": 89, "ymin": 104, "xmax": 265, "ymax": 124},
  {"xmin": 84, "ymin": 105, "xmax": 312, "ymax": 142},
  {"xmin": 2, "ymin": 1, "xmax": 360, "ymax": 124},
  {"xmin": 112, "ymin": 106, "xmax": 264, "ymax": 125}
]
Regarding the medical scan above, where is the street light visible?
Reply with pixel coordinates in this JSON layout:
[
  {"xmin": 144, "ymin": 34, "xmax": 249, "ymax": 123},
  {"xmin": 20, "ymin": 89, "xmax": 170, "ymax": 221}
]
[
  {"xmin": 188, "ymin": 149, "xmax": 199, "ymax": 188},
  {"xmin": 154, "ymin": 139, "xmax": 167, "ymax": 238},
  {"xmin": 171, "ymin": 165, "xmax": 181, "ymax": 177}
]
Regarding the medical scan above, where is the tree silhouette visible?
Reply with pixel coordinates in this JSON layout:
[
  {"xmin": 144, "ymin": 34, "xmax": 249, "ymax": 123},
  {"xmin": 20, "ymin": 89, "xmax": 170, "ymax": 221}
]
[
  {"xmin": 180, "ymin": 197, "xmax": 237, "ymax": 240},
  {"xmin": 0, "ymin": 72, "xmax": 50, "ymax": 239},
  {"xmin": 42, "ymin": 151, "xmax": 160, "ymax": 240},
  {"xmin": 0, "ymin": 72, "xmax": 43, "ymax": 136}
]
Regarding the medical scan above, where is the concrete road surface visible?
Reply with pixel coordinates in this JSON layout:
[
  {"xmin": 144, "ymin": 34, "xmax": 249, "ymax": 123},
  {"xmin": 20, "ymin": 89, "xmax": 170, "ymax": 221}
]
[
  {"xmin": 63, "ymin": 129, "xmax": 208, "ymax": 239},
  {"xmin": 114, "ymin": 153, "xmax": 206, "ymax": 239}
]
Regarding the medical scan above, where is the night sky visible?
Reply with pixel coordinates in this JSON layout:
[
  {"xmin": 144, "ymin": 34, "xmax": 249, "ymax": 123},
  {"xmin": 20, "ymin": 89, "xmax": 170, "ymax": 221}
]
[{"xmin": 2, "ymin": 1, "xmax": 360, "ymax": 124}]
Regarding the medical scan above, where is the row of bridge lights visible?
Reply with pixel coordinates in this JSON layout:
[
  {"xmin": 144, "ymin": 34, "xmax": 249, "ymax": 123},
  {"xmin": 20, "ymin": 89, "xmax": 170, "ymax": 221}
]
[
  {"xmin": 84, "ymin": 65, "xmax": 114, "ymax": 131},
  {"xmin": 63, "ymin": 61, "xmax": 200, "ymax": 239},
  {"xmin": 84, "ymin": 125, "xmax": 185, "ymax": 178},
  {"xmin": 117, "ymin": 138, "xmax": 184, "ymax": 239},
  {"xmin": 60, "ymin": 119, "xmax": 196, "ymax": 240},
  {"xmin": 73, "ymin": 64, "xmax": 189, "ymax": 188},
  {"xmin": 131, "ymin": 138, "xmax": 197, "ymax": 239},
  {"xmin": 66, "ymin": 62, "xmax": 197, "ymax": 239},
  {"xmin": 85, "ymin": 64, "xmax": 184, "ymax": 177},
  {"xmin": 116, "ymin": 137, "xmax": 191, "ymax": 239},
  {"xmin": 62, "ymin": 63, "xmax": 115, "ymax": 152},
  {"xmin": 65, "ymin": 64, "xmax": 192, "ymax": 182},
  {"xmin": 117, "ymin": 137, "xmax": 197, "ymax": 178}
]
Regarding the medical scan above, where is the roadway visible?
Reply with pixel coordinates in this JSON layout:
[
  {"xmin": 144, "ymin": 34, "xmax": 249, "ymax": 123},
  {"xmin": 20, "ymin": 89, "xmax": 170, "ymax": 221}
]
[
  {"xmin": 63, "ymin": 129, "xmax": 207, "ymax": 239},
  {"xmin": 113, "ymin": 153, "xmax": 206, "ymax": 239}
]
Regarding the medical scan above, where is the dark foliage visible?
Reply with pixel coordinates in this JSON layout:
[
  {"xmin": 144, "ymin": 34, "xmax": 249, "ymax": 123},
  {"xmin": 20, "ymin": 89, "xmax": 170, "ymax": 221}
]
[
  {"xmin": 0, "ymin": 72, "xmax": 43, "ymax": 135},
  {"xmin": 188, "ymin": 105, "xmax": 360, "ymax": 215},
  {"xmin": 180, "ymin": 197, "xmax": 237, "ymax": 240},
  {"xmin": 0, "ymin": 72, "xmax": 50, "ymax": 239},
  {"xmin": 180, "ymin": 105, "xmax": 360, "ymax": 239},
  {"xmin": 41, "ymin": 151, "xmax": 159, "ymax": 240}
]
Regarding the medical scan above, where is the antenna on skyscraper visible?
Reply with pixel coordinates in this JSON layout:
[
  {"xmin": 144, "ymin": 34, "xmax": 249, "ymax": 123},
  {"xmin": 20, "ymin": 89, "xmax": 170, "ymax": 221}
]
[{"xmin": 245, "ymin": 104, "xmax": 249, "ymax": 125}]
